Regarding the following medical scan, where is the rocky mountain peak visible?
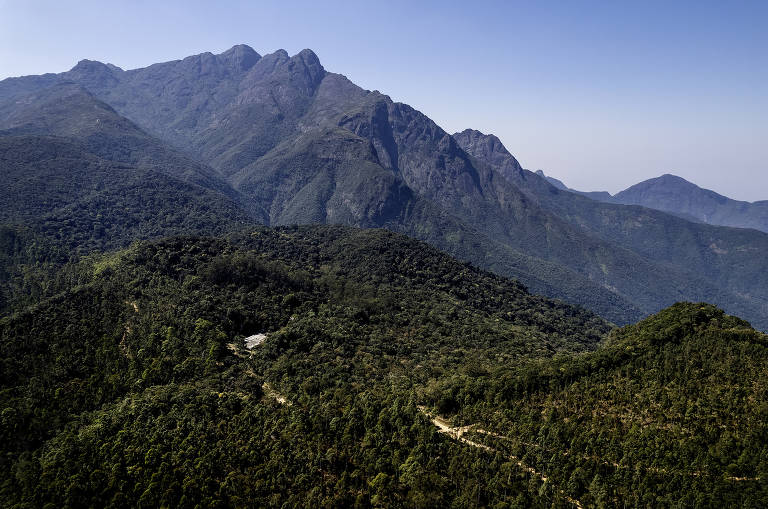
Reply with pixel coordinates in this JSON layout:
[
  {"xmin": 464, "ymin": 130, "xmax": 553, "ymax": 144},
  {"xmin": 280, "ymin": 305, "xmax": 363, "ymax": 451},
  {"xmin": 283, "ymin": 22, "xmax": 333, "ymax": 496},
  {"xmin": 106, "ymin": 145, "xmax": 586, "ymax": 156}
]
[
  {"xmin": 66, "ymin": 59, "xmax": 123, "ymax": 75},
  {"xmin": 453, "ymin": 128, "xmax": 524, "ymax": 183},
  {"xmin": 217, "ymin": 44, "xmax": 261, "ymax": 72},
  {"xmin": 65, "ymin": 59, "xmax": 121, "ymax": 89},
  {"xmin": 455, "ymin": 128, "xmax": 507, "ymax": 153},
  {"xmin": 535, "ymin": 170, "xmax": 569, "ymax": 190},
  {"xmin": 68, "ymin": 59, "xmax": 115, "ymax": 74},
  {"xmin": 243, "ymin": 49, "xmax": 291, "ymax": 81},
  {"xmin": 237, "ymin": 48, "xmax": 326, "ymax": 105},
  {"xmin": 294, "ymin": 48, "xmax": 321, "ymax": 66},
  {"xmin": 292, "ymin": 49, "xmax": 324, "ymax": 85}
]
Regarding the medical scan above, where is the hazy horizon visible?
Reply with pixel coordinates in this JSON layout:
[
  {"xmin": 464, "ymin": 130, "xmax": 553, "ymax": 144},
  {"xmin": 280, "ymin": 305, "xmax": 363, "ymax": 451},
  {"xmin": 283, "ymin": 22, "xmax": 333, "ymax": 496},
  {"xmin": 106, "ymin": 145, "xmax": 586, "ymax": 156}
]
[{"xmin": 1, "ymin": 0, "xmax": 765, "ymax": 201}]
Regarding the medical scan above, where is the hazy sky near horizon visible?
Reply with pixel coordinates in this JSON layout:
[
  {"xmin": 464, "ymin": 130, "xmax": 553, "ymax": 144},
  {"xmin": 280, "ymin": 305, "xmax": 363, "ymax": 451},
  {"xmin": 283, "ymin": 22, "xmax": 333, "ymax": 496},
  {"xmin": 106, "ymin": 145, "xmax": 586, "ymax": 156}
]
[{"xmin": 1, "ymin": 0, "xmax": 766, "ymax": 200}]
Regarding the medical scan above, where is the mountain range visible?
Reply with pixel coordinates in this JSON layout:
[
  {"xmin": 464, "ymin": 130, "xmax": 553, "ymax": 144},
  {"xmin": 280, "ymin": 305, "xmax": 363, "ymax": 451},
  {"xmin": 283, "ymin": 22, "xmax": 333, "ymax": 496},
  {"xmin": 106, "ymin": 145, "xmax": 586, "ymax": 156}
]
[
  {"xmin": 2, "ymin": 44, "xmax": 767, "ymax": 507},
  {"xmin": 1, "ymin": 45, "xmax": 768, "ymax": 330}
]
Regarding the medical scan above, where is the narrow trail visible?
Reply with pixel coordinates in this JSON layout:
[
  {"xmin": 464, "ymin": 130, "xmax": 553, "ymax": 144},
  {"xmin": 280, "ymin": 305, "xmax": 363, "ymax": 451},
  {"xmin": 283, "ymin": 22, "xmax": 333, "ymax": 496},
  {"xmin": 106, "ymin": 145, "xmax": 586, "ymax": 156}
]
[
  {"xmin": 474, "ymin": 426, "xmax": 759, "ymax": 483},
  {"xmin": 425, "ymin": 410, "xmax": 494, "ymax": 452},
  {"xmin": 119, "ymin": 301, "xmax": 140, "ymax": 359},
  {"xmin": 420, "ymin": 407, "xmax": 760, "ymax": 490},
  {"xmin": 418, "ymin": 406, "xmax": 583, "ymax": 509},
  {"xmin": 262, "ymin": 382, "xmax": 291, "ymax": 406}
]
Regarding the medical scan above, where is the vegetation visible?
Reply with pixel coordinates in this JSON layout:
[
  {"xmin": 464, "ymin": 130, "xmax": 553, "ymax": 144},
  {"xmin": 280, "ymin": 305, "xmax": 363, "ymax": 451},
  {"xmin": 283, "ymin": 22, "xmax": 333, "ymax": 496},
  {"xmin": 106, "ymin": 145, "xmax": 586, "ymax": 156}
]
[
  {"xmin": 1, "ymin": 45, "xmax": 767, "ymax": 507},
  {"xmin": 0, "ymin": 135, "xmax": 255, "ymax": 254},
  {"xmin": 1, "ymin": 226, "xmax": 765, "ymax": 506},
  {"xmin": 0, "ymin": 226, "xmax": 607, "ymax": 507},
  {"xmin": 0, "ymin": 225, "xmax": 82, "ymax": 315},
  {"xmin": 424, "ymin": 303, "xmax": 768, "ymax": 507}
]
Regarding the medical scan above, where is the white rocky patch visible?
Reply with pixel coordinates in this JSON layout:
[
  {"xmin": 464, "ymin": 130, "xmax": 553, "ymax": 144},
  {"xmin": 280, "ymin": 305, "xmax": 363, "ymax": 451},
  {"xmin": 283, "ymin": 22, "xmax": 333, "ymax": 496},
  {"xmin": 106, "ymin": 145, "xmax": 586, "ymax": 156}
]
[{"xmin": 244, "ymin": 333, "xmax": 267, "ymax": 349}]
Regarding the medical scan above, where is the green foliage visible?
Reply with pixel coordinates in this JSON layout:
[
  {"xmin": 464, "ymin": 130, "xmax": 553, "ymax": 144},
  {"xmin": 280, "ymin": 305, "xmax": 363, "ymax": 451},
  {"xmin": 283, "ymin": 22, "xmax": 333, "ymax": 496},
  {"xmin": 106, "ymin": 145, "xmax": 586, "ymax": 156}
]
[
  {"xmin": 2, "ymin": 46, "xmax": 767, "ymax": 507},
  {"xmin": 0, "ymin": 226, "xmax": 607, "ymax": 507},
  {"xmin": 457, "ymin": 131, "xmax": 768, "ymax": 332},
  {"xmin": 425, "ymin": 303, "xmax": 768, "ymax": 507},
  {"xmin": 0, "ymin": 135, "xmax": 257, "ymax": 256},
  {"xmin": 0, "ymin": 225, "xmax": 90, "ymax": 315},
  {"xmin": 1, "ymin": 226, "xmax": 766, "ymax": 506}
]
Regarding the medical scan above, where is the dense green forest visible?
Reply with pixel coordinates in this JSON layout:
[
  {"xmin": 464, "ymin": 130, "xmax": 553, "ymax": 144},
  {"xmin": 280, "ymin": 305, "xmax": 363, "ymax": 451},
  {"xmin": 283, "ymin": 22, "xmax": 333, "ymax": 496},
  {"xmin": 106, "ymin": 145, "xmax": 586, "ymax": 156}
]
[
  {"xmin": 423, "ymin": 303, "xmax": 768, "ymax": 507},
  {"xmin": 1, "ymin": 225, "xmax": 766, "ymax": 507},
  {"xmin": 0, "ymin": 226, "xmax": 606, "ymax": 508},
  {"xmin": 0, "ymin": 135, "xmax": 255, "ymax": 254}
]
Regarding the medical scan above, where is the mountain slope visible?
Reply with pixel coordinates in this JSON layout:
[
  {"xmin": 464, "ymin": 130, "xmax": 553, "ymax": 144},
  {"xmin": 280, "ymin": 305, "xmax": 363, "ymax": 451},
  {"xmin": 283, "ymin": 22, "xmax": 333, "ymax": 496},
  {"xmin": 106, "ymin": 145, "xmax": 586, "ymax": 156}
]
[
  {"xmin": 3, "ymin": 45, "xmax": 768, "ymax": 330},
  {"xmin": 0, "ymin": 226, "xmax": 609, "ymax": 507},
  {"xmin": 230, "ymin": 126, "xmax": 645, "ymax": 324},
  {"xmin": 0, "ymin": 80, "xmax": 645, "ymax": 324},
  {"xmin": 0, "ymin": 48, "xmax": 649, "ymax": 324},
  {"xmin": 0, "ymin": 83, "xmax": 248, "ymax": 206},
  {"xmin": 533, "ymin": 170, "xmax": 768, "ymax": 233},
  {"xmin": 455, "ymin": 129, "xmax": 768, "ymax": 331},
  {"xmin": 0, "ymin": 134, "xmax": 254, "ymax": 252},
  {"xmin": 303, "ymin": 86, "xmax": 737, "ymax": 327},
  {"xmin": 2, "ymin": 228, "xmax": 765, "ymax": 506},
  {"xmin": 425, "ymin": 302, "xmax": 768, "ymax": 507},
  {"xmin": 0, "ymin": 82, "xmax": 266, "ymax": 252}
]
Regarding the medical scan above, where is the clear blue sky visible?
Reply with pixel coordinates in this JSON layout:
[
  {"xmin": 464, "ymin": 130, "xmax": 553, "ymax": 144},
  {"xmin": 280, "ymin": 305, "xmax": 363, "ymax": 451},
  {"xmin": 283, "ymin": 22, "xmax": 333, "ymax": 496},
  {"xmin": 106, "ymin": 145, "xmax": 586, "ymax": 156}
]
[{"xmin": 1, "ymin": 0, "xmax": 766, "ymax": 200}]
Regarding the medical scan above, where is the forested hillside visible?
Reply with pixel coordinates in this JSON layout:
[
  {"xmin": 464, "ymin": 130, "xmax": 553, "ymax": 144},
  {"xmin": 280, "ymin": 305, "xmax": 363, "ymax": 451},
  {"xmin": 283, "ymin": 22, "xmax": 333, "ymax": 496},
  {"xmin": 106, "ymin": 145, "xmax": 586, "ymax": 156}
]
[
  {"xmin": 423, "ymin": 303, "xmax": 768, "ymax": 507},
  {"xmin": 1, "ymin": 227, "xmax": 764, "ymax": 507},
  {"xmin": 0, "ymin": 226, "xmax": 608, "ymax": 507},
  {"xmin": 1, "ymin": 43, "xmax": 767, "ymax": 507},
  {"xmin": 455, "ymin": 129, "xmax": 768, "ymax": 331}
]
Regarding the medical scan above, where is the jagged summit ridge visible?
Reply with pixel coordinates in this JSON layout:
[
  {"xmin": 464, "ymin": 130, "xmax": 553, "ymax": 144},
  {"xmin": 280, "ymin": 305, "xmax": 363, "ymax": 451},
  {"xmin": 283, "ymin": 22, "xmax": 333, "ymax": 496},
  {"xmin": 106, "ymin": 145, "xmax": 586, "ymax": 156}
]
[
  {"xmin": 452, "ymin": 128, "xmax": 525, "ymax": 183},
  {"xmin": 3, "ymin": 44, "xmax": 768, "ymax": 331}
]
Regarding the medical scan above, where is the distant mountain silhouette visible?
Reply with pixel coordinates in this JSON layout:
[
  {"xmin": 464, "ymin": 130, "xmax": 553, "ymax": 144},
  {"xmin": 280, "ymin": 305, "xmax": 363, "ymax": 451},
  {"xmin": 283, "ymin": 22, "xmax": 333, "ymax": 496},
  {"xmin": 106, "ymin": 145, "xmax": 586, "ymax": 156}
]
[
  {"xmin": 613, "ymin": 174, "xmax": 768, "ymax": 232},
  {"xmin": 535, "ymin": 170, "xmax": 768, "ymax": 233}
]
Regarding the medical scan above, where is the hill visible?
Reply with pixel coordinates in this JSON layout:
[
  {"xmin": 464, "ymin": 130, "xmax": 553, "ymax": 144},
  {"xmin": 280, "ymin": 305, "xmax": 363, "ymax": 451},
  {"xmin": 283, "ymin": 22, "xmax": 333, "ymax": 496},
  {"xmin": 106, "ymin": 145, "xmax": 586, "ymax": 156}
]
[
  {"xmin": 0, "ymin": 226, "xmax": 609, "ymax": 507},
  {"xmin": 534, "ymin": 170, "xmax": 768, "ymax": 233},
  {"xmin": 455, "ymin": 130, "xmax": 768, "ymax": 331},
  {"xmin": 0, "ymin": 135, "xmax": 254, "ymax": 253},
  {"xmin": 423, "ymin": 302, "xmax": 768, "ymax": 507},
  {"xmin": 1, "ymin": 227, "xmax": 765, "ymax": 506},
  {"xmin": 0, "ymin": 83, "xmax": 253, "ymax": 212},
  {"xmin": 0, "ymin": 51, "xmax": 646, "ymax": 325},
  {"xmin": 0, "ymin": 84, "xmax": 260, "ymax": 254}
]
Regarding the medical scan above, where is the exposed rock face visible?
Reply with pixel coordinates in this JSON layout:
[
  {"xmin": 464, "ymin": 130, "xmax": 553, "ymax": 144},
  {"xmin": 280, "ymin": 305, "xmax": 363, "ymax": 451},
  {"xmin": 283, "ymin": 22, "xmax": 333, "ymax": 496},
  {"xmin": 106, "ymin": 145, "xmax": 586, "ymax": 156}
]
[
  {"xmin": 454, "ymin": 129, "xmax": 525, "ymax": 183},
  {"xmin": 217, "ymin": 44, "xmax": 261, "ymax": 72}
]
